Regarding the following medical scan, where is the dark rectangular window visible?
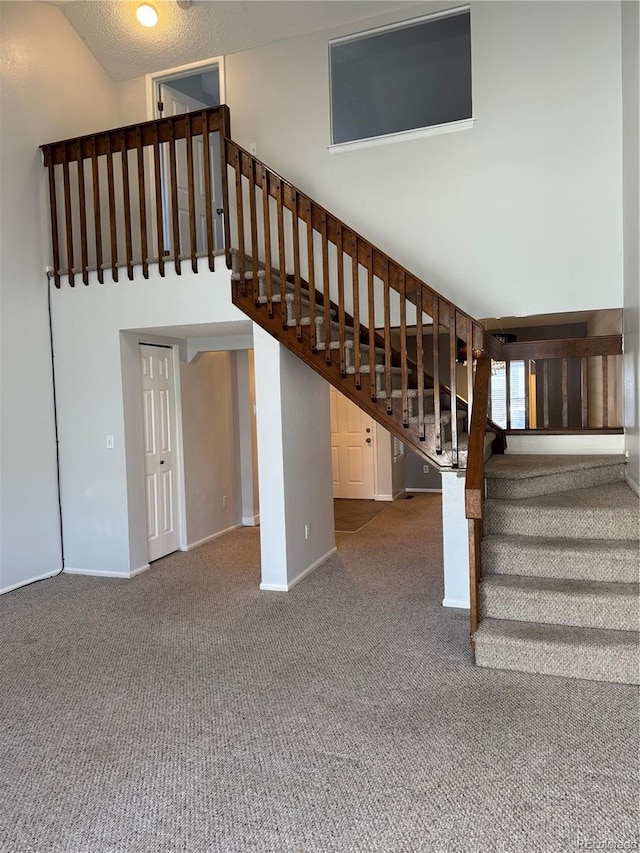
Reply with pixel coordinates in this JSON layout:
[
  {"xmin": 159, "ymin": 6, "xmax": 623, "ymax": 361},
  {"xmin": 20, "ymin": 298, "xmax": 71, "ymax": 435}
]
[{"xmin": 330, "ymin": 9, "xmax": 472, "ymax": 146}]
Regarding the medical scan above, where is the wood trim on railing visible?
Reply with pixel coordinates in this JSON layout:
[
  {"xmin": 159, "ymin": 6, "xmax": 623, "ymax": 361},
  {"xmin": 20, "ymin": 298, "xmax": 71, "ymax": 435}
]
[
  {"xmin": 41, "ymin": 107, "xmax": 228, "ymax": 166},
  {"xmin": 464, "ymin": 356, "xmax": 491, "ymax": 641},
  {"xmin": 499, "ymin": 335, "xmax": 622, "ymax": 360}
]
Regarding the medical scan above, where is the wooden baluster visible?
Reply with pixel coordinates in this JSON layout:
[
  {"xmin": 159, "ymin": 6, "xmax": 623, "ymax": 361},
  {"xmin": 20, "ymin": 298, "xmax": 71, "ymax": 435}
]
[
  {"xmin": 306, "ymin": 199, "xmax": 316, "ymax": 351},
  {"xmin": 136, "ymin": 128, "xmax": 149, "ymax": 279},
  {"xmin": 261, "ymin": 167, "xmax": 273, "ymax": 317},
  {"xmin": 76, "ymin": 142, "xmax": 89, "ymax": 285},
  {"xmin": 400, "ymin": 271, "xmax": 408, "ymax": 425},
  {"xmin": 120, "ymin": 132, "xmax": 134, "ymax": 280},
  {"xmin": 336, "ymin": 223, "xmax": 346, "ymax": 375},
  {"xmin": 62, "ymin": 147, "xmax": 75, "ymax": 286},
  {"xmin": 524, "ymin": 360, "xmax": 530, "ymax": 429},
  {"xmin": 351, "ymin": 233, "xmax": 361, "ymax": 388},
  {"xmin": 46, "ymin": 153, "xmax": 61, "ymax": 289},
  {"xmin": 276, "ymin": 178, "xmax": 287, "ymax": 329},
  {"xmin": 105, "ymin": 134, "xmax": 118, "ymax": 282},
  {"xmin": 152, "ymin": 124, "xmax": 165, "ymax": 277},
  {"xmin": 561, "ymin": 358, "xmax": 569, "ymax": 428},
  {"xmin": 168, "ymin": 117, "xmax": 181, "ymax": 274},
  {"xmin": 201, "ymin": 110, "xmax": 215, "ymax": 271},
  {"xmin": 291, "ymin": 188, "xmax": 302, "ymax": 341},
  {"xmin": 233, "ymin": 146, "xmax": 246, "ymax": 296},
  {"xmin": 415, "ymin": 282, "xmax": 425, "ymax": 439},
  {"xmin": 449, "ymin": 309, "xmax": 458, "ymax": 467},
  {"xmin": 321, "ymin": 211, "xmax": 331, "ymax": 363},
  {"xmin": 185, "ymin": 114, "xmax": 198, "ymax": 273},
  {"xmin": 219, "ymin": 111, "xmax": 232, "ymax": 266},
  {"xmin": 383, "ymin": 260, "xmax": 392, "ymax": 412},
  {"xmin": 602, "ymin": 355, "xmax": 609, "ymax": 427},
  {"xmin": 505, "ymin": 357, "xmax": 511, "ymax": 429},
  {"xmin": 581, "ymin": 356, "xmax": 588, "ymax": 428},
  {"xmin": 367, "ymin": 246, "xmax": 376, "ymax": 400},
  {"xmin": 543, "ymin": 360, "xmax": 549, "ymax": 429},
  {"xmin": 433, "ymin": 299, "xmax": 442, "ymax": 454},
  {"xmin": 90, "ymin": 137, "xmax": 104, "ymax": 284},
  {"xmin": 248, "ymin": 157, "xmax": 259, "ymax": 302}
]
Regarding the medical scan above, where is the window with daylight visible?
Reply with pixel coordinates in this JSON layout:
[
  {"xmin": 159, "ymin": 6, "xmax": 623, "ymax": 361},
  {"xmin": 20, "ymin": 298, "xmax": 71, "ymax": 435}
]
[{"xmin": 329, "ymin": 7, "xmax": 472, "ymax": 148}]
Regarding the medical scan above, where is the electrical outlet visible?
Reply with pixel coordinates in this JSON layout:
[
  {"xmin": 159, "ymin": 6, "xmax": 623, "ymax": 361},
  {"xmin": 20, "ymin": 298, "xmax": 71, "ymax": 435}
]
[
  {"xmin": 222, "ymin": 495, "xmax": 228, "ymax": 508},
  {"xmin": 423, "ymin": 464, "xmax": 429, "ymax": 474},
  {"xmin": 304, "ymin": 524, "xmax": 310, "ymax": 540},
  {"xmin": 249, "ymin": 142, "xmax": 257, "ymax": 156},
  {"xmin": 106, "ymin": 435, "xmax": 114, "ymax": 449}
]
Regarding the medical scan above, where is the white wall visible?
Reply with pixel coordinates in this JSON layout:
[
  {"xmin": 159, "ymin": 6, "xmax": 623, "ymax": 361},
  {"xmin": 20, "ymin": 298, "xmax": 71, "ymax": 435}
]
[
  {"xmin": 222, "ymin": 1, "xmax": 623, "ymax": 320},
  {"xmin": 0, "ymin": 2, "xmax": 119, "ymax": 592},
  {"xmin": 622, "ymin": 0, "xmax": 640, "ymax": 489},
  {"xmin": 254, "ymin": 327, "xmax": 335, "ymax": 590},
  {"xmin": 51, "ymin": 258, "xmax": 247, "ymax": 575},
  {"xmin": 180, "ymin": 351, "xmax": 243, "ymax": 548}
]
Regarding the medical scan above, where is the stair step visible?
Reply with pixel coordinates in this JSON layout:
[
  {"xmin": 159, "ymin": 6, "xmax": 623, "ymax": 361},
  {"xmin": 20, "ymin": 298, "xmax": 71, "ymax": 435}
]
[
  {"xmin": 256, "ymin": 294, "xmax": 282, "ymax": 304},
  {"xmin": 484, "ymin": 482, "xmax": 639, "ymax": 541},
  {"xmin": 482, "ymin": 535, "xmax": 640, "ymax": 583},
  {"xmin": 479, "ymin": 574, "xmax": 639, "ymax": 631},
  {"xmin": 485, "ymin": 454, "xmax": 628, "ymax": 499},
  {"xmin": 345, "ymin": 363, "xmax": 402, "ymax": 376},
  {"xmin": 474, "ymin": 618, "xmax": 640, "ymax": 684},
  {"xmin": 377, "ymin": 388, "xmax": 435, "ymax": 400}
]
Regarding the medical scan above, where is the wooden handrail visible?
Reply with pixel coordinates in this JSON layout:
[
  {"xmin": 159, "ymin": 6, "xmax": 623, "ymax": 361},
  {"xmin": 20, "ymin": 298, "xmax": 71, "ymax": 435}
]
[
  {"xmin": 41, "ymin": 107, "xmax": 229, "ymax": 166},
  {"xmin": 499, "ymin": 335, "xmax": 622, "ymax": 361},
  {"xmin": 465, "ymin": 356, "xmax": 492, "ymax": 521},
  {"xmin": 464, "ymin": 356, "xmax": 491, "ymax": 641}
]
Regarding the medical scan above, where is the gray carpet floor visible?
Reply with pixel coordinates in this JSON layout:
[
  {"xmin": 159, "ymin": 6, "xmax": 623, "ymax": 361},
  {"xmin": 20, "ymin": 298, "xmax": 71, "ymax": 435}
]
[{"xmin": 1, "ymin": 495, "xmax": 638, "ymax": 853}]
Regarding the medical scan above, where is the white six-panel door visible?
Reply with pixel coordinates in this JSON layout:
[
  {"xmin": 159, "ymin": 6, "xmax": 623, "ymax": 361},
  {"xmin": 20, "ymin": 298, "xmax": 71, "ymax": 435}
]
[
  {"xmin": 140, "ymin": 344, "xmax": 180, "ymax": 562},
  {"xmin": 330, "ymin": 387, "xmax": 375, "ymax": 499}
]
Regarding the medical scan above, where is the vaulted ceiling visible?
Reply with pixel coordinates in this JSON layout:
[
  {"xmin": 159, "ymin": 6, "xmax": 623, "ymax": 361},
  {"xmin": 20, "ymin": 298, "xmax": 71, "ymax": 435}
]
[{"xmin": 52, "ymin": 0, "xmax": 419, "ymax": 82}]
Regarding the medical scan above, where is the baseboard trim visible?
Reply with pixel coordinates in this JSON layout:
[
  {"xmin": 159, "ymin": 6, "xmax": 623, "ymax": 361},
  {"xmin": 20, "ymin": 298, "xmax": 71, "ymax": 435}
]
[
  {"xmin": 442, "ymin": 597, "xmax": 470, "ymax": 609},
  {"xmin": 1, "ymin": 569, "xmax": 61, "ymax": 595},
  {"xmin": 242, "ymin": 514, "xmax": 260, "ymax": 527},
  {"xmin": 180, "ymin": 523, "xmax": 243, "ymax": 552},
  {"xmin": 64, "ymin": 566, "xmax": 130, "ymax": 578},
  {"xmin": 626, "ymin": 474, "xmax": 640, "ymax": 496},
  {"xmin": 374, "ymin": 494, "xmax": 393, "ymax": 502},
  {"xmin": 130, "ymin": 563, "xmax": 151, "ymax": 577},
  {"xmin": 406, "ymin": 488, "xmax": 443, "ymax": 493},
  {"xmin": 260, "ymin": 546, "xmax": 338, "ymax": 592}
]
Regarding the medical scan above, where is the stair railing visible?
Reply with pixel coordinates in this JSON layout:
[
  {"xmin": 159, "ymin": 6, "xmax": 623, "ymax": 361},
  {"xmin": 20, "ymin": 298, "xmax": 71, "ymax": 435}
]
[
  {"xmin": 484, "ymin": 335, "xmax": 623, "ymax": 432},
  {"xmin": 41, "ymin": 106, "xmax": 231, "ymax": 287},
  {"xmin": 223, "ymin": 138, "xmax": 489, "ymax": 468}
]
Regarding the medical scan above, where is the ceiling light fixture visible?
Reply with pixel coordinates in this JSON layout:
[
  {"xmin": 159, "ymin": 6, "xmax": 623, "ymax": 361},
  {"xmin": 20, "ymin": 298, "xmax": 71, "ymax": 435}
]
[
  {"xmin": 177, "ymin": 1, "xmax": 193, "ymax": 8},
  {"xmin": 136, "ymin": 3, "xmax": 158, "ymax": 27}
]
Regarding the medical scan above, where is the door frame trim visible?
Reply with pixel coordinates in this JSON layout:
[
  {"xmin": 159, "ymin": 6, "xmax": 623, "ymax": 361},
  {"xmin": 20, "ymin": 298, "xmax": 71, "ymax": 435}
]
[{"xmin": 145, "ymin": 57, "xmax": 226, "ymax": 121}]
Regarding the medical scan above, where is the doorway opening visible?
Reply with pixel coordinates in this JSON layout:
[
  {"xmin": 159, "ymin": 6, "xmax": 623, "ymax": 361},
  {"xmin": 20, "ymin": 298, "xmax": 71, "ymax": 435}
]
[{"xmin": 146, "ymin": 59, "xmax": 225, "ymax": 256}]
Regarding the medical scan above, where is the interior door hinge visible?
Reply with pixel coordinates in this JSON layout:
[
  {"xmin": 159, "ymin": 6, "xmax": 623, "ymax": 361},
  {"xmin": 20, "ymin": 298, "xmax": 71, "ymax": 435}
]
[{"xmin": 157, "ymin": 100, "xmax": 164, "ymax": 114}]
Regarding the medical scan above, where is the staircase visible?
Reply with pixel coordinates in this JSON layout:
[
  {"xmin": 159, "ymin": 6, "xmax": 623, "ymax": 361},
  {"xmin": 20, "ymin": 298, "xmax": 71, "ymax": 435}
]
[
  {"xmin": 229, "ymin": 251, "xmax": 488, "ymax": 469},
  {"xmin": 474, "ymin": 455, "xmax": 640, "ymax": 684}
]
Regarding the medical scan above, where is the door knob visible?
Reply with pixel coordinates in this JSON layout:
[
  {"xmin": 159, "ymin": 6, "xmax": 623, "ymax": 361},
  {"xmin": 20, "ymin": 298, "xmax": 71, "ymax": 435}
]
[
  {"xmin": 365, "ymin": 428, "xmax": 371, "ymax": 433},
  {"xmin": 216, "ymin": 208, "xmax": 224, "ymax": 215},
  {"xmin": 366, "ymin": 437, "xmax": 372, "ymax": 444},
  {"xmin": 160, "ymin": 460, "xmax": 165, "ymax": 465}
]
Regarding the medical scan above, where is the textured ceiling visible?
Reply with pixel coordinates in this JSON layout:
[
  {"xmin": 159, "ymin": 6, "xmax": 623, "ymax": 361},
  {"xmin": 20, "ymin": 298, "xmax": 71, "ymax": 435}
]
[{"xmin": 53, "ymin": 1, "xmax": 418, "ymax": 82}]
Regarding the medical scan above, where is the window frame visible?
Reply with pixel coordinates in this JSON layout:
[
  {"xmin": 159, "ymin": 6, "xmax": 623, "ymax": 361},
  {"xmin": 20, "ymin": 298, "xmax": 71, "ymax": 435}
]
[{"xmin": 327, "ymin": 6, "xmax": 474, "ymax": 155}]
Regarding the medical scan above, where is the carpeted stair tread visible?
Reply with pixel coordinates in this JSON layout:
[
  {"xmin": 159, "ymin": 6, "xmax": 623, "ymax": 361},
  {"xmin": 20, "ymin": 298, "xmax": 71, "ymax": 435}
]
[
  {"xmin": 377, "ymin": 388, "xmax": 435, "ymax": 400},
  {"xmin": 474, "ymin": 618, "xmax": 640, "ymax": 684},
  {"xmin": 482, "ymin": 534, "xmax": 640, "ymax": 583},
  {"xmin": 484, "ymin": 482, "xmax": 639, "ymax": 541},
  {"xmin": 485, "ymin": 454, "xmax": 627, "ymax": 499},
  {"xmin": 480, "ymin": 574, "xmax": 639, "ymax": 631},
  {"xmin": 485, "ymin": 454, "xmax": 628, "ymax": 480}
]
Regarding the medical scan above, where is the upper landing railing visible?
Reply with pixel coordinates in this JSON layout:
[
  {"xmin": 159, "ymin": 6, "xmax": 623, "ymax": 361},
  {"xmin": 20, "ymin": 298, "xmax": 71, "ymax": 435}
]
[{"xmin": 41, "ymin": 105, "xmax": 231, "ymax": 287}]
